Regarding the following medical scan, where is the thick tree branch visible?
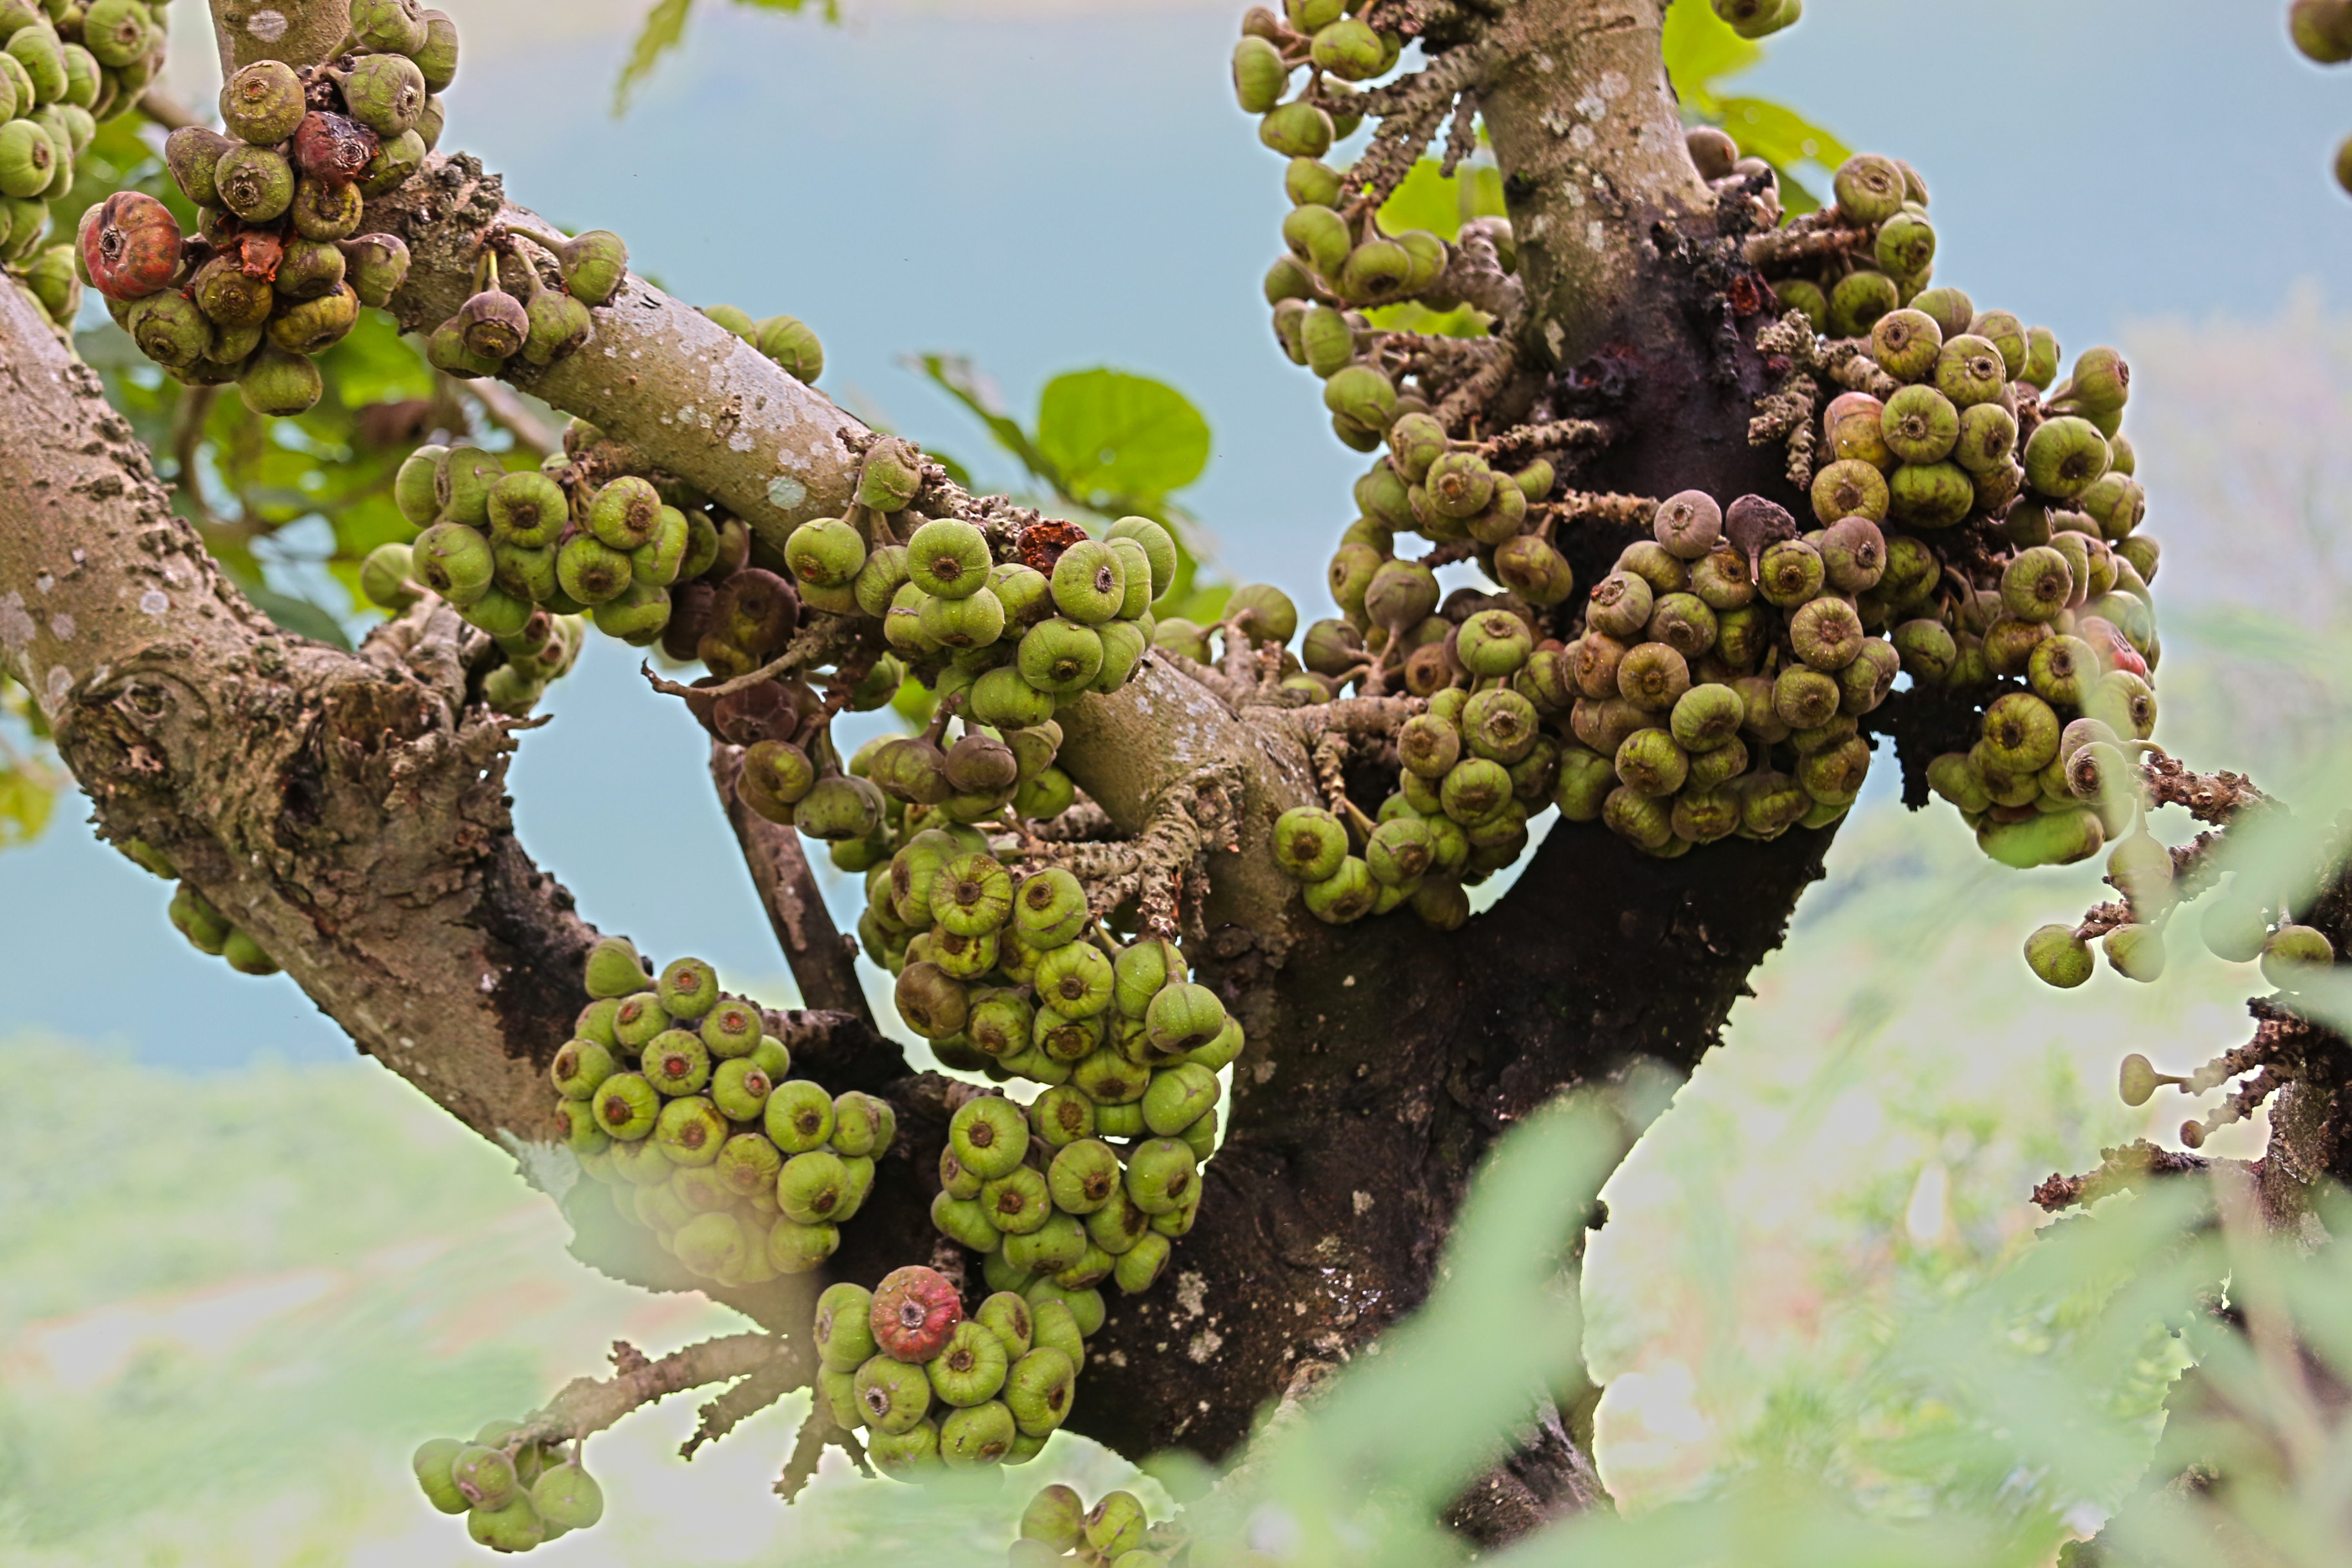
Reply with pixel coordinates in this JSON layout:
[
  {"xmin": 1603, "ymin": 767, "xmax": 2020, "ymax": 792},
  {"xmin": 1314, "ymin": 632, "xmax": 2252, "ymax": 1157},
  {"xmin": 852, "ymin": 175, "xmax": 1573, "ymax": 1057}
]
[
  {"xmin": 1475, "ymin": 0, "xmax": 1712, "ymax": 368},
  {"xmin": 0, "ymin": 281, "xmax": 586, "ymax": 1142}
]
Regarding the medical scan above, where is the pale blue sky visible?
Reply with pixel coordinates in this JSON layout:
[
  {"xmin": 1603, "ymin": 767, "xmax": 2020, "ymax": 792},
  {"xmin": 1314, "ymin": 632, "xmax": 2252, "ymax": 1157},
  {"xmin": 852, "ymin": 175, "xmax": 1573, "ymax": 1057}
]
[{"xmin": 9, "ymin": 0, "xmax": 2351, "ymax": 1065}]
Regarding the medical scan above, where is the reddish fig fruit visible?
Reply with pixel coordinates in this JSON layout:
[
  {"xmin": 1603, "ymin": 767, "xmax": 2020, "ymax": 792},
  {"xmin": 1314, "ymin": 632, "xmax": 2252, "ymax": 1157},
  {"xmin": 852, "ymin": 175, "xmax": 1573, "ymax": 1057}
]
[
  {"xmin": 291, "ymin": 111, "xmax": 378, "ymax": 186},
  {"xmin": 872, "ymin": 1265, "xmax": 965, "ymax": 1362},
  {"xmin": 81, "ymin": 191, "xmax": 180, "ymax": 302}
]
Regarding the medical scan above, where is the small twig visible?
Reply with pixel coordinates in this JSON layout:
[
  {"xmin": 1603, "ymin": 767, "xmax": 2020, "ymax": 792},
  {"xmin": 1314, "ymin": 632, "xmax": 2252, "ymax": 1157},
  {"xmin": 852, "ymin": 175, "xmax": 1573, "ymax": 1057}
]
[
  {"xmin": 710, "ymin": 741, "xmax": 875, "ymax": 1026},
  {"xmin": 170, "ymin": 386, "xmax": 220, "ymax": 528},
  {"xmin": 512, "ymin": 1333, "xmax": 787, "ymax": 1449},
  {"xmin": 2030, "ymin": 1140, "xmax": 2214, "ymax": 1213},
  {"xmin": 1740, "ymin": 210, "xmax": 1868, "ymax": 271},
  {"xmin": 683, "ymin": 1355, "xmax": 802, "ymax": 1461},
  {"xmin": 1477, "ymin": 419, "xmax": 1610, "ymax": 464},
  {"xmin": 1538, "ymin": 491, "xmax": 1661, "ymax": 529},
  {"xmin": 1439, "ymin": 88, "xmax": 1480, "ymax": 177},
  {"xmin": 774, "ymin": 1401, "xmax": 838, "ymax": 1503},
  {"xmin": 460, "ymin": 377, "xmax": 558, "ymax": 458},
  {"xmin": 640, "ymin": 616, "xmax": 854, "ymax": 702},
  {"xmin": 137, "ymin": 86, "xmax": 204, "ymax": 131}
]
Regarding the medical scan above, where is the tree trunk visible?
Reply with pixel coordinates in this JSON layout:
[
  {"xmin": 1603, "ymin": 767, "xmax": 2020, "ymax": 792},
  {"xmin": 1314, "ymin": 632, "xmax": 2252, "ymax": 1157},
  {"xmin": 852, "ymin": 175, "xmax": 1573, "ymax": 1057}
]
[{"xmin": 0, "ymin": 0, "xmax": 1848, "ymax": 1532}]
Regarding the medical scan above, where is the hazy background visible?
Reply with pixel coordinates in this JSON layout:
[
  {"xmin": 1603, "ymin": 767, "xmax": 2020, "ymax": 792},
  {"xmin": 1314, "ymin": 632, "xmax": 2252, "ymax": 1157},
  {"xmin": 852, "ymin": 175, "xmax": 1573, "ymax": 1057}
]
[{"xmin": 6, "ymin": 0, "xmax": 2352, "ymax": 1560}]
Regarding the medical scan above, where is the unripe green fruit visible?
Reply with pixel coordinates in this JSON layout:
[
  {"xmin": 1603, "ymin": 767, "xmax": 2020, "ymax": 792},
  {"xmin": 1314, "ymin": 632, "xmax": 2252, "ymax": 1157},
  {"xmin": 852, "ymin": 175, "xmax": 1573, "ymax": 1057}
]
[
  {"xmin": 1086, "ymin": 1492, "xmax": 1149, "ymax": 1558},
  {"xmin": 1084, "ymin": 1181, "xmax": 1148, "ymax": 1257},
  {"xmin": 1108, "ymin": 939, "xmax": 1178, "ymax": 1021},
  {"xmin": 1034, "ymin": 1005, "xmax": 1104, "ymax": 1064},
  {"xmin": 270, "ymin": 283, "xmax": 362, "ymax": 357},
  {"xmin": 1272, "ymin": 805, "xmax": 1349, "ymax": 881},
  {"xmin": 527, "ymin": 1461, "xmax": 602, "ymax": 1531},
  {"xmin": 1048, "ymin": 1137, "xmax": 1122, "ymax": 1215},
  {"xmin": 750, "ymin": 1077, "xmax": 831, "ymax": 1156},
  {"xmin": 1032, "ymin": 941, "xmax": 1113, "ymax": 1021},
  {"xmin": 1886, "ymin": 460, "xmax": 1972, "ymax": 529},
  {"xmin": 550, "ymin": 1035, "xmax": 616, "ymax": 1101},
  {"xmin": 937, "ymin": 1398, "xmax": 1016, "ymax": 1469},
  {"xmin": 410, "ymin": 520, "xmax": 495, "ymax": 608},
  {"xmin": 1928, "ymin": 333, "xmax": 2003, "ymax": 410},
  {"xmin": 1948, "ymin": 400, "xmax": 2017, "ymax": 475},
  {"xmin": 1024, "ymin": 1083, "xmax": 1093, "ymax": 1148},
  {"xmin": 1832, "ymin": 153, "xmax": 1905, "ymax": 224},
  {"xmin": 1979, "ymin": 803, "xmax": 2104, "ymax": 868},
  {"xmin": 2022, "ymin": 924, "xmax": 2093, "ymax": 988},
  {"xmin": 411, "ymin": 1436, "xmax": 470, "ymax": 1514},
  {"xmin": 219, "ymin": 58, "xmax": 303, "ymax": 143},
  {"xmin": 1874, "ymin": 210, "xmax": 1936, "ymax": 280},
  {"xmin": 1260, "ymin": 99, "xmax": 1334, "ymax": 158},
  {"xmin": 339, "ymin": 50, "xmax": 426, "ymax": 137},
  {"xmin": 1014, "ymin": 765, "xmax": 1078, "ymax": 821},
  {"xmin": 351, "ymin": 127, "xmax": 426, "ymax": 197},
  {"xmin": 582, "ymin": 935, "xmax": 648, "ymax": 999},
  {"xmin": 948, "ymin": 1093, "xmax": 1029, "ymax": 1181},
  {"xmin": 1612, "ymin": 727, "xmax": 1687, "ymax": 798},
  {"xmin": 2101, "ymin": 922, "xmax": 2165, "ymax": 983},
  {"xmin": 1124, "ymin": 1136, "xmax": 1197, "ymax": 1217},
  {"xmin": 1008, "ymin": 866, "xmax": 1084, "ymax": 949},
  {"xmin": 781, "ymin": 515, "xmax": 863, "ymax": 593},
  {"xmin": 1145, "ymin": 981, "xmax": 1226, "ymax": 1057},
  {"xmin": 1643, "ymin": 591, "xmax": 1716, "ymax": 662},
  {"xmin": 1615, "ymin": 640, "xmax": 1690, "ymax": 714},
  {"xmin": 1005, "ymin": 1344, "xmax": 1077, "ymax": 1436},
  {"xmin": 863, "ymin": 1416, "xmax": 940, "ymax": 1478},
  {"xmin": 2198, "ymin": 894, "xmax": 2269, "ymax": 965},
  {"xmin": 1827, "ymin": 270, "xmax": 1899, "ymax": 338},
  {"xmin": 2061, "ymin": 345, "xmax": 2130, "ymax": 416},
  {"xmin": 1775, "ymin": 276, "xmax": 1827, "ymax": 328},
  {"xmin": 450, "ymin": 1443, "xmax": 516, "ymax": 1509},
  {"xmin": 1736, "ymin": 771, "xmax": 1810, "ymax": 840},
  {"xmin": 1868, "ymin": 308, "xmax": 1941, "ymax": 382},
  {"xmin": 921, "ymin": 1319, "xmax": 1009, "ymax": 1409},
  {"xmin": 1324, "ymin": 362, "xmax": 1396, "ymax": 431},
  {"xmin": 968, "ymin": 986, "xmax": 1036, "ymax": 1060},
  {"xmin": 775, "ymin": 1148, "xmax": 849, "ymax": 1224},
  {"xmin": 2023, "ymin": 415, "xmax": 2110, "ymax": 500},
  {"xmin": 1027, "ymin": 1277, "xmax": 1106, "ymax": 1338},
  {"xmin": 1231, "ymin": 34, "xmax": 1286, "ymax": 112},
  {"xmin": 1366, "ymin": 814, "xmax": 1435, "ymax": 886},
  {"xmin": 1142, "ymin": 1062, "xmax": 1219, "ymax": 1137},
  {"xmin": 1880, "ymin": 384, "xmax": 1959, "ymax": 466},
  {"xmin": 856, "ymin": 1354, "xmax": 934, "ymax": 1435},
  {"xmin": 1021, "ymin": 1482, "xmax": 1084, "ymax": 1548},
  {"xmin": 671, "ymin": 1208, "xmax": 750, "ymax": 1277},
  {"xmin": 2260, "ymin": 924, "xmax": 2333, "ymax": 989},
  {"xmin": 1102, "ymin": 515, "xmax": 1177, "ymax": 601},
  {"xmin": 653, "ymin": 1094, "xmax": 725, "ymax": 1166}
]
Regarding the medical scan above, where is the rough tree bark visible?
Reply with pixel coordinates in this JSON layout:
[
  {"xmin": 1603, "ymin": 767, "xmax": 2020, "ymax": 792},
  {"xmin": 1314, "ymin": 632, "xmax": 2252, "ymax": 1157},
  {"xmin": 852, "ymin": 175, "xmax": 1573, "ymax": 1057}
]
[{"xmin": 3, "ymin": 0, "xmax": 1852, "ymax": 1541}]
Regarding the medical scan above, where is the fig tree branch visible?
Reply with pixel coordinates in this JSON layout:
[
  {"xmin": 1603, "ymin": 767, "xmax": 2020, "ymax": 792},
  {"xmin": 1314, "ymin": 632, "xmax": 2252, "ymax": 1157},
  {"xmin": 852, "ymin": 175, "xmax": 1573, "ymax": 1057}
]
[{"xmin": 710, "ymin": 740, "xmax": 877, "ymax": 1027}]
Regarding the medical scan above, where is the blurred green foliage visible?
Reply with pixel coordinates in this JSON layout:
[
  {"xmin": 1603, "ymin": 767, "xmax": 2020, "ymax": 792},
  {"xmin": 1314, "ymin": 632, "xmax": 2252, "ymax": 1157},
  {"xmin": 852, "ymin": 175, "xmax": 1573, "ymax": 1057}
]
[
  {"xmin": 910, "ymin": 355, "xmax": 1231, "ymax": 629},
  {"xmin": 1665, "ymin": 0, "xmax": 1852, "ymax": 213},
  {"xmin": 616, "ymin": 0, "xmax": 839, "ymax": 115}
]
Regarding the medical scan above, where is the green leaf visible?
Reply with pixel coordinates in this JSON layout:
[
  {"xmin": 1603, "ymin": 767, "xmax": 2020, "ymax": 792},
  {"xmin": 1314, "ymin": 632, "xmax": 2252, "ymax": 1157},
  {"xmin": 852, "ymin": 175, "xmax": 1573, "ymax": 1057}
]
[
  {"xmin": 0, "ymin": 763, "xmax": 57, "ymax": 848},
  {"xmin": 1712, "ymin": 97, "xmax": 1850, "ymax": 173},
  {"xmin": 1032, "ymin": 369, "xmax": 1211, "ymax": 507},
  {"xmin": 613, "ymin": 0, "xmax": 693, "ymax": 117},
  {"xmin": 907, "ymin": 354, "xmax": 1064, "ymax": 493},
  {"xmin": 1662, "ymin": 0, "xmax": 1762, "ymax": 99},
  {"xmin": 1375, "ymin": 159, "xmax": 1506, "ymax": 246},
  {"xmin": 614, "ymin": 0, "xmax": 839, "ymax": 115}
]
